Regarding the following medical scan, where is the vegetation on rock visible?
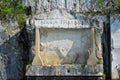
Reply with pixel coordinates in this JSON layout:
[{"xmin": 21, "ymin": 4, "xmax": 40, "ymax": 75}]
[{"xmin": 0, "ymin": 0, "xmax": 28, "ymax": 28}]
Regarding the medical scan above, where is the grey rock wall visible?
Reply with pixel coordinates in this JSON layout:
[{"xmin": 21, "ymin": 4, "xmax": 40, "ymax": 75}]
[
  {"xmin": 111, "ymin": 15, "xmax": 120, "ymax": 79},
  {"xmin": 0, "ymin": 20, "xmax": 23, "ymax": 80},
  {"xmin": 22, "ymin": 0, "xmax": 105, "ymax": 14},
  {"xmin": 25, "ymin": 2, "xmax": 104, "ymax": 78},
  {"xmin": 0, "ymin": 0, "xmax": 116, "ymax": 79}
]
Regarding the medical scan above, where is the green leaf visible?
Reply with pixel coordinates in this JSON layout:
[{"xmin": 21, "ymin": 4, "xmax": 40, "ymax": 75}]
[
  {"xmin": 17, "ymin": 14, "xmax": 26, "ymax": 26},
  {"xmin": 116, "ymin": 0, "xmax": 120, "ymax": 7},
  {"xmin": 0, "ymin": 0, "xmax": 29, "ymax": 26},
  {"xmin": 97, "ymin": 0, "xmax": 104, "ymax": 8}
]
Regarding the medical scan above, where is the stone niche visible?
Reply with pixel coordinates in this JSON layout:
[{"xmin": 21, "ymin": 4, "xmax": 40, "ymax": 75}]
[
  {"xmin": 35, "ymin": 28, "xmax": 91, "ymax": 65},
  {"xmin": 26, "ymin": 18, "xmax": 103, "ymax": 76}
]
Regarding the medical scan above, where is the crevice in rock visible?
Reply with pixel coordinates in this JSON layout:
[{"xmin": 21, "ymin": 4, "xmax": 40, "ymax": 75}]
[{"xmin": 18, "ymin": 26, "xmax": 31, "ymax": 79}]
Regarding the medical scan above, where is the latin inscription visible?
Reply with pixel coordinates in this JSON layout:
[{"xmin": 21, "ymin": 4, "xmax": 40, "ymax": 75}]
[{"xmin": 35, "ymin": 19, "xmax": 89, "ymax": 28}]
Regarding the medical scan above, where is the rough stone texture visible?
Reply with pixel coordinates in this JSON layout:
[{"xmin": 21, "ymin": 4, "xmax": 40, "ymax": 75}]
[
  {"xmin": 26, "ymin": 65, "xmax": 103, "ymax": 76},
  {"xmin": 26, "ymin": 10, "xmax": 103, "ymax": 80},
  {"xmin": 0, "ymin": 54, "xmax": 7, "ymax": 80},
  {"xmin": 27, "ymin": 76, "xmax": 102, "ymax": 80},
  {"xmin": 0, "ymin": 20, "xmax": 23, "ymax": 80},
  {"xmin": 28, "ymin": 8, "xmax": 103, "ymax": 66},
  {"xmin": 111, "ymin": 15, "xmax": 120, "ymax": 79},
  {"xmin": 32, "ymin": 9, "xmax": 103, "ymax": 29},
  {"xmin": 27, "ymin": 7, "xmax": 103, "ymax": 64},
  {"xmin": 22, "ymin": 0, "xmax": 57, "ymax": 14},
  {"xmin": 22, "ymin": 0, "xmax": 108, "ymax": 14},
  {"xmin": 1, "ymin": 0, "xmax": 120, "ymax": 79},
  {"xmin": 39, "ymin": 29, "xmax": 91, "ymax": 65},
  {"xmin": 33, "ymin": 9, "xmax": 74, "ymax": 19},
  {"xmin": 25, "ymin": 0, "xmax": 104, "ymax": 78},
  {"xmin": 0, "ymin": 0, "xmax": 105, "ymax": 79},
  {"xmin": 116, "ymin": 64, "xmax": 120, "ymax": 79}
]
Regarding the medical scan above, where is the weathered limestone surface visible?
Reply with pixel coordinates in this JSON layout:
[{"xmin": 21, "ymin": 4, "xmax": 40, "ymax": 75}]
[
  {"xmin": 22, "ymin": 0, "xmax": 106, "ymax": 14},
  {"xmin": 26, "ymin": 7, "xmax": 103, "ymax": 78},
  {"xmin": 111, "ymin": 15, "xmax": 120, "ymax": 79},
  {"xmin": 0, "ymin": 0, "xmax": 105, "ymax": 79},
  {"xmin": 40, "ymin": 29, "xmax": 91, "ymax": 64},
  {"xmin": 0, "ymin": 20, "xmax": 24, "ymax": 80},
  {"xmin": 23, "ymin": 0, "xmax": 104, "ymax": 77},
  {"xmin": 28, "ymin": 8, "xmax": 103, "ymax": 65},
  {"xmin": 26, "ymin": 65, "xmax": 103, "ymax": 76},
  {"xmin": 1, "ymin": 0, "xmax": 119, "ymax": 79}
]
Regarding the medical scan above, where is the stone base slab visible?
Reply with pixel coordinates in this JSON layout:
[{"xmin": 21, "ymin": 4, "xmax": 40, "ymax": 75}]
[{"xmin": 26, "ymin": 64, "xmax": 103, "ymax": 76}]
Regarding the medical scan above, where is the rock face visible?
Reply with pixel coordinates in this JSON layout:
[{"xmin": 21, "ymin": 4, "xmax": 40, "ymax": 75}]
[
  {"xmin": 0, "ymin": 19, "xmax": 31, "ymax": 80},
  {"xmin": 0, "ymin": 54, "xmax": 7, "ymax": 80},
  {"xmin": 0, "ymin": 20, "xmax": 23, "ymax": 80},
  {"xmin": 22, "ymin": 0, "xmax": 101, "ymax": 14},
  {"xmin": 0, "ymin": 0, "xmax": 120, "ymax": 80},
  {"xmin": 0, "ymin": 0, "xmax": 104, "ymax": 79},
  {"xmin": 25, "ymin": 3, "xmax": 103, "ymax": 78},
  {"xmin": 111, "ymin": 15, "xmax": 120, "ymax": 79}
]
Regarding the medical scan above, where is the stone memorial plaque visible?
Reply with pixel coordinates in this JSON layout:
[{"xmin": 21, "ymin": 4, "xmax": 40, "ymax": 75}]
[
  {"xmin": 35, "ymin": 19, "xmax": 90, "ymax": 28},
  {"xmin": 26, "ymin": 18, "xmax": 103, "ymax": 77}
]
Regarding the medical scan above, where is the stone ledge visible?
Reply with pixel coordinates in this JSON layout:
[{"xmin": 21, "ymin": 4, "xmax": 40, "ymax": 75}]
[{"xmin": 26, "ymin": 64, "xmax": 103, "ymax": 76}]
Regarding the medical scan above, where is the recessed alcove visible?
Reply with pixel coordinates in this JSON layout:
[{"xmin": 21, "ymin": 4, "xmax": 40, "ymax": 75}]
[
  {"xmin": 26, "ymin": 19, "xmax": 103, "ymax": 76},
  {"xmin": 33, "ymin": 28, "xmax": 91, "ymax": 66}
]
